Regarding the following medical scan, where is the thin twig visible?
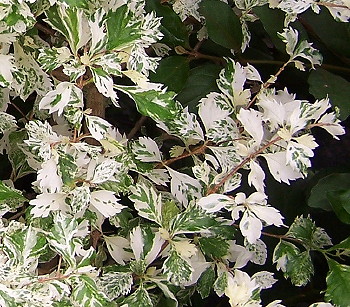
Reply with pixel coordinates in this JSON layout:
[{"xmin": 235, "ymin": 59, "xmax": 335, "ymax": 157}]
[
  {"xmin": 156, "ymin": 141, "xmax": 210, "ymax": 168},
  {"xmin": 206, "ymin": 136, "xmax": 282, "ymax": 195},
  {"xmin": 127, "ymin": 116, "xmax": 147, "ymax": 139},
  {"xmin": 246, "ymin": 61, "xmax": 290, "ymax": 109}
]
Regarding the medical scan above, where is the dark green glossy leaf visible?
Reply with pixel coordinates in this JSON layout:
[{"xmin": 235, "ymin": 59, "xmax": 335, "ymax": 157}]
[
  {"xmin": 150, "ymin": 56, "xmax": 189, "ymax": 92},
  {"xmin": 176, "ymin": 64, "xmax": 221, "ymax": 111},
  {"xmin": 199, "ymin": 0, "xmax": 242, "ymax": 51},
  {"xmin": 308, "ymin": 173, "xmax": 350, "ymax": 211},
  {"xmin": 325, "ymin": 258, "xmax": 350, "ymax": 306},
  {"xmin": 303, "ymin": 8, "xmax": 350, "ymax": 58},
  {"xmin": 145, "ymin": 0, "xmax": 189, "ymax": 48},
  {"xmin": 308, "ymin": 68, "xmax": 350, "ymax": 120},
  {"xmin": 327, "ymin": 190, "xmax": 350, "ymax": 224},
  {"xmin": 328, "ymin": 236, "xmax": 350, "ymax": 251}
]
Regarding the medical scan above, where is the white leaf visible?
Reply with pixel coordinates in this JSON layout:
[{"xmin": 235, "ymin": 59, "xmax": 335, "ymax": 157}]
[
  {"xmin": 0, "ymin": 54, "xmax": 15, "ymax": 87},
  {"xmin": 240, "ymin": 211, "xmax": 263, "ymax": 244},
  {"xmin": 250, "ymin": 204, "xmax": 284, "ymax": 227},
  {"xmin": 132, "ymin": 137, "xmax": 162, "ymax": 162},
  {"xmin": 91, "ymin": 67, "xmax": 118, "ymax": 101},
  {"xmin": 245, "ymin": 238, "xmax": 267, "ymax": 265},
  {"xmin": 168, "ymin": 168, "xmax": 202, "ymax": 207},
  {"xmin": 130, "ymin": 226, "xmax": 144, "ymax": 261},
  {"xmin": 318, "ymin": 112, "xmax": 345, "ymax": 140},
  {"xmin": 262, "ymin": 151, "xmax": 303, "ymax": 184},
  {"xmin": 30, "ymin": 193, "xmax": 67, "ymax": 217},
  {"xmin": 36, "ymin": 158, "xmax": 63, "ymax": 193},
  {"xmin": 198, "ymin": 92, "xmax": 231, "ymax": 133},
  {"xmin": 104, "ymin": 235, "xmax": 133, "ymax": 265},
  {"xmin": 85, "ymin": 114, "xmax": 112, "ymax": 140},
  {"xmin": 172, "ymin": 239, "xmax": 197, "ymax": 259},
  {"xmin": 90, "ymin": 190, "xmax": 125, "ymax": 218},
  {"xmin": 197, "ymin": 193, "xmax": 233, "ymax": 213},
  {"xmin": 252, "ymin": 271, "xmax": 277, "ymax": 289},
  {"xmin": 248, "ymin": 160, "xmax": 265, "ymax": 192},
  {"xmin": 237, "ymin": 108, "xmax": 264, "ymax": 144},
  {"xmin": 91, "ymin": 159, "xmax": 120, "ymax": 184},
  {"xmin": 39, "ymin": 82, "xmax": 83, "ymax": 115}
]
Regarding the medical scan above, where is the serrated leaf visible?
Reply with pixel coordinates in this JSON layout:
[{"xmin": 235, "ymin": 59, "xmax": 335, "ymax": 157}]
[
  {"xmin": 85, "ymin": 114, "xmax": 112, "ymax": 141},
  {"xmin": 170, "ymin": 205, "xmax": 219, "ymax": 235},
  {"xmin": 90, "ymin": 67, "xmax": 118, "ymax": 101},
  {"xmin": 116, "ymin": 86, "xmax": 181, "ymax": 122},
  {"xmin": 198, "ymin": 237, "xmax": 229, "ymax": 259},
  {"xmin": 309, "ymin": 68, "xmax": 350, "ymax": 120},
  {"xmin": 161, "ymin": 200, "xmax": 180, "ymax": 229},
  {"xmin": 58, "ymin": 152, "xmax": 78, "ymax": 185},
  {"xmin": 106, "ymin": 5, "xmax": 141, "ymax": 50},
  {"xmin": 121, "ymin": 286, "xmax": 153, "ymax": 307},
  {"xmin": 287, "ymin": 216, "xmax": 332, "ymax": 248},
  {"xmin": 163, "ymin": 250, "xmax": 193, "ymax": 286},
  {"xmin": 129, "ymin": 181, "xmax": 162, "ymax": 225},
  {"xmin": 168, "ymin": 168, "xmax": 202, "ymax": 207},
  {"xmin": 0, "ymin": 181, "xmax": 26, "ymax": 203},
  {"xmin": 91, "ymin": 159, "xmax": 119, "ymax": 184},
  {"xmin": 70, "ymin": 275, "xmax": 110, "ymax": 307},
  {"xmin": 150, "ymin": 56, "xmax": 189, "ymax": 92},
  {"xmin": 0, "ymin": 112, "xmax": 17, "ymax": 133},
  {"xmin": 325, "ymin": 258, "xmax": 350, "ymax": 306},
  {"xmin": 197, "ymin": 266, "xmax": 216, "ymax": 299},
  {"xmin": 98, "ymin": 271, "xmax": 133, "ymax": 300},
  {"xmin": 45, "ymin": 5, "xmax": 89, "ymax": 55},
  {"xmin": 132, "ymin": 137, "xmax": 162, "ymax": 163},
  {"xmin": 199, "ymin": 0, "xmax": 243, "ymax": 51},
  {"xmin": 308, "ymin": 173, "xmax": 350, "ymax": 211},
  {"xmin": 273, "ymin": 241, "xmax": 313, "ymax": 287}
]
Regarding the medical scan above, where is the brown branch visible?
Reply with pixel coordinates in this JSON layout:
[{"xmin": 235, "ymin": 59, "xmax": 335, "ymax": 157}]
[
  {"xmin": 206, "ymin": 136, "xmax": 282, "ymax": 195},
  {"xmin": 35, "ymin": 22, "xmax": 56, "ymax": 36},
  {"xmin": 246, "ymin": 61, "xmax": 290, "ymax": 109},
  {"xmin": 156, "ymin": 141, "xmax": 210, "ymax": 168},
  {"xmin": 319, "ymin": 2, "xmax": 349, "ymax": 9},
  {"xmin": 127, "ymin": 116, "xmax": 147, "ymax": 139}
]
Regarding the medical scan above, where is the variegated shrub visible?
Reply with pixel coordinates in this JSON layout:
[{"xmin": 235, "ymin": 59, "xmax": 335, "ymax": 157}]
[{"xmin": 0, "ymin": 0, "xmax": 349, "ymax": 306}]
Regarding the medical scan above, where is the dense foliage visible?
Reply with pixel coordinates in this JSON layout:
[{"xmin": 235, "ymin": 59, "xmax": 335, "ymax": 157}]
[{"xmin": 0, "ymin": 0, "xmax": 349, "ymax": 306}]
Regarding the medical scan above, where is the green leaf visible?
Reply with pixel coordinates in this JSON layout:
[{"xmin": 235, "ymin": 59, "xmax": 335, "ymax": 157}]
[
  {"xmin": 328, "ymin": 236, "xmax": 350, "ymax": 253},
  {"xmin": 45, "ymin": 5, "xmax": 88, "ymax": 55},
  {"xmin": 116, "ymin": 86, "xmax": 181, "ymax": 122},
  {"xmin": 325, "ymin": 258, "xmax": 350, "ymax": 306},
  {"xmin": 303, "ymin": 8, "xmax": 350, "ymax": 58},
  {"xmin": 8, "ymin": 130, "xmax": 34, "ymax": 181},
  {"xmin": 58, "ymin": 0, "xmax": 89, "ymax": 9},
  {"xmin": 308, "ymin": 173, "xmax": 350, "ymax": 211},
  {"xmin": 170, "ymin": 205, "xmax": 219, "ymax": 235},
  {"xmin": 163, "ymin": 250, "xmax": 193, "ymax": 286},
  {"xmin": 327, "ymin": 190, "xmax": 350, "ymax": 224},
  {"xmin": 199, "ymin": 0, "xmax": 242, "ymax": 51},
  {"xmin": 129, "ymin": 181, "xmax": 162, "ymax": 225},
  {"xmin": 287, "ymin": 216, "xmax": 332, "ymax": 249},
  {"xmin": 70, "ymin": 275, "xmax": 111, "ymax": 307},
  {"xmin": 197, "ymin": 266, "xmax": 216, "ymax": 299},
  {"xmin": 98, "ymin": 271, "xmax": 133, "ymax": 300},
  {"xmin": 0, "ymin": 181, "xmax": 26, "ymax": 203},
  {"xmin": 176, "ymin": 64, "xmax": 221, "ymax": 111},
  {"xmin": 198, "ymin": 237, "xmax": 230, "ymax": 259},
  {"xmin": 106, "ymin": 5, "xmax": 141, "ymax": 50},
  {"xmin": 308, "ymin": 68, "xmax": 350, "ymax": 120},
  {"xmin": 121, "ymin": 286, "xmax": 153, "ymax": 307},
  {"xmin": 145, "ymin": 0, "xmax": 189, "ymax": 48},
  {"xmin": 58, "ymin": 152, "xmax": 78, "ymax": 185},
  {"xmin": 253, "ymin": 5, "xmax": 286, "ymax": 53},
  {"xmin": 273, "ymin": 241, "xmax": 314, "ymax": 287},
  {"xmin": 150, "ymin": 56, "xmax": 189, "ymax": 92},
  {"xmin": 161, "ymin": 200, "xmax": 180, "ymax": 230}
]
